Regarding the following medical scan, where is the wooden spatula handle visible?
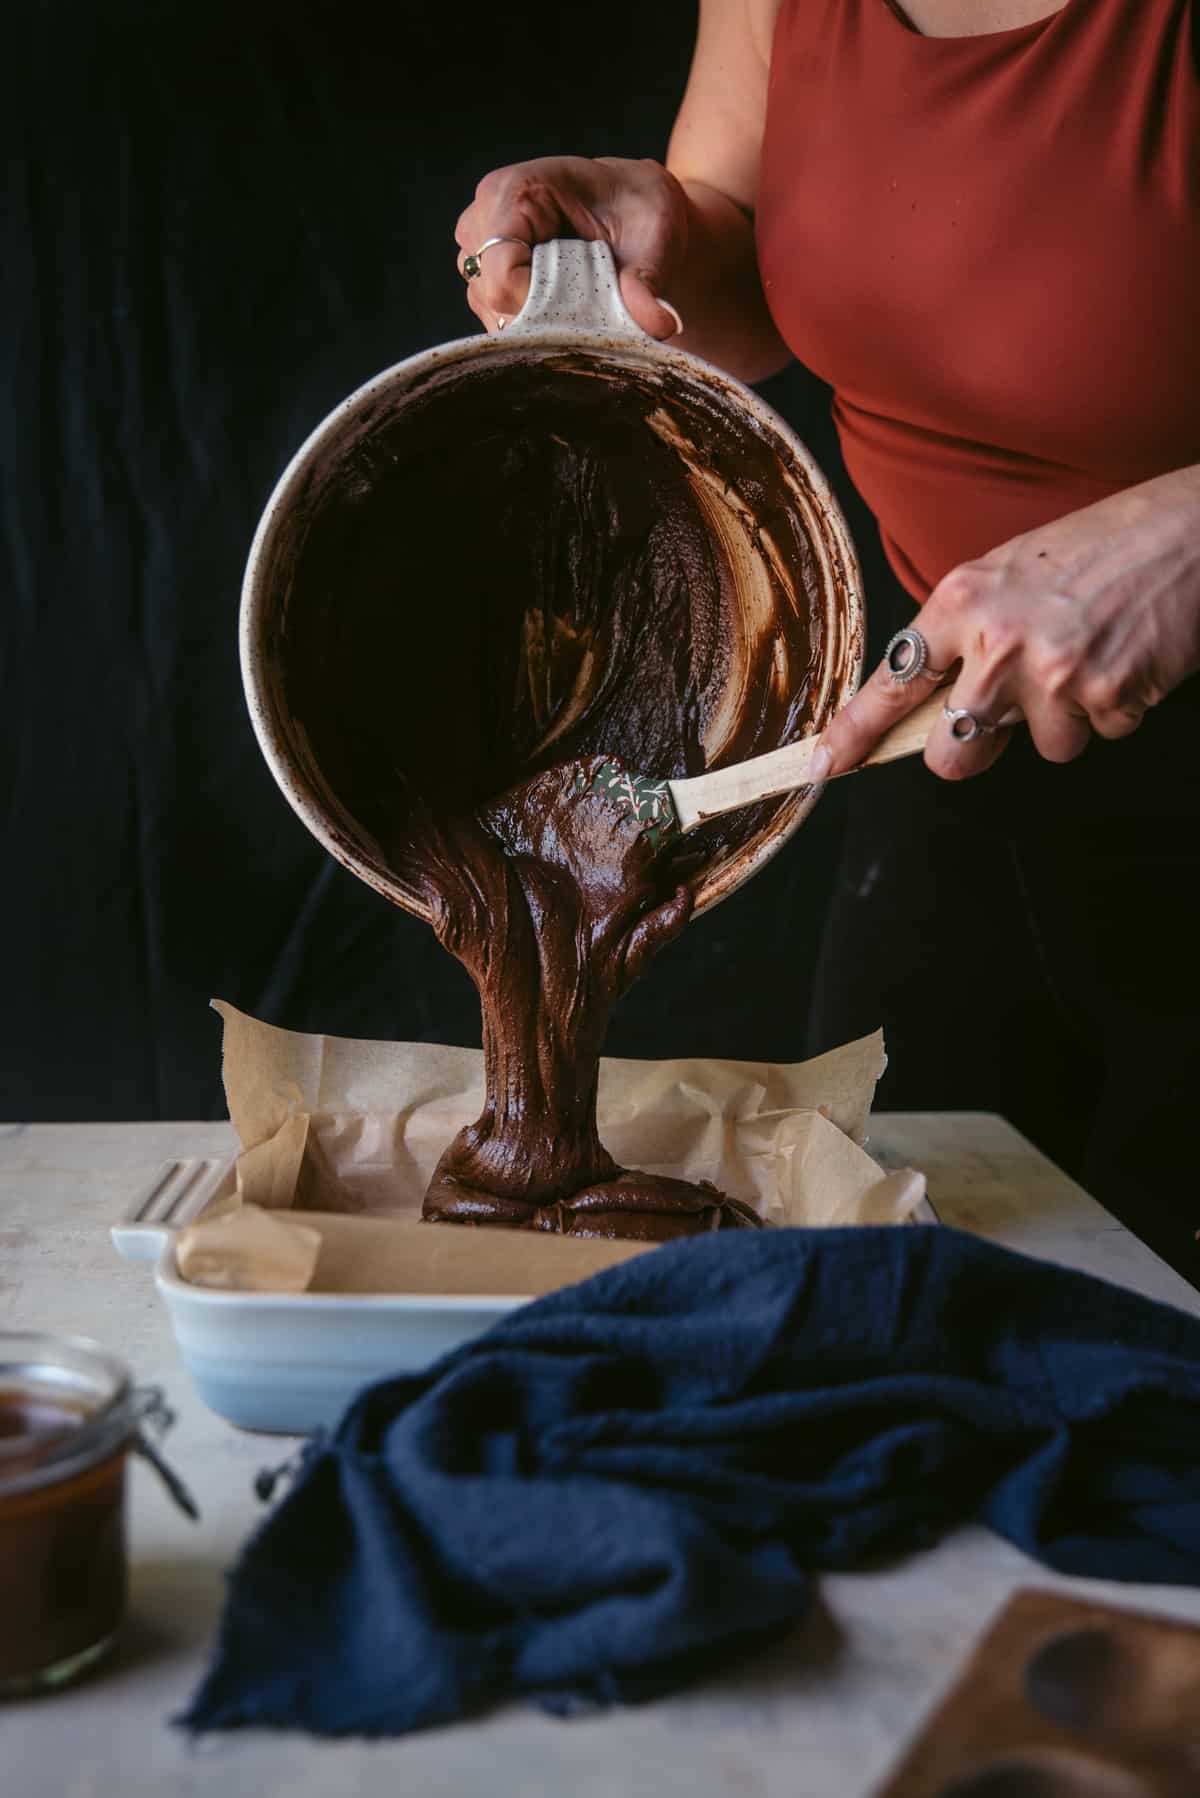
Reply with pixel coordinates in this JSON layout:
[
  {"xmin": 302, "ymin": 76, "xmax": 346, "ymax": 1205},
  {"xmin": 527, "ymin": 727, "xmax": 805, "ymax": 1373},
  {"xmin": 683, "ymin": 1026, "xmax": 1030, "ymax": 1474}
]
[
  {"xmin": 669, "ymin": 690, "xmax": 945, "ymax": 834},
  {"xmin": 856, "ymin": 688, "xmax": 948, "ymax": 769}
]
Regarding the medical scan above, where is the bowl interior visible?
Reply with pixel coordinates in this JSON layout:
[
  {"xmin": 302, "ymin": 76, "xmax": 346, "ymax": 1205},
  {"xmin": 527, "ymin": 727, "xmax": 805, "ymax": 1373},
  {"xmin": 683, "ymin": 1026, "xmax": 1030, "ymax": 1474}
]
[{"xmin": 245, "ymin": 342, "xmax": 862, "ymax": 918}]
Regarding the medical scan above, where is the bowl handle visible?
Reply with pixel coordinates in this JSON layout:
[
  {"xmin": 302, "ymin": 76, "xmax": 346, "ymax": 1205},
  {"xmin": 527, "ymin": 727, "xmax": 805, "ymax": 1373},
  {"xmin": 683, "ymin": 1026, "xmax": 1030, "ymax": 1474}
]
[{"xmin": 505, "ymin": 239, "xmax": 648, "ymax": 340}]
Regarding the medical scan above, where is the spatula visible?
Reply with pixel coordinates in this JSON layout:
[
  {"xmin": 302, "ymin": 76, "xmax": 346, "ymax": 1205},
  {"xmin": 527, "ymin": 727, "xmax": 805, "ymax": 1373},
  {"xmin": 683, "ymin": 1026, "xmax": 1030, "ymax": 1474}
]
[{"xmin": 577, "ymin": 688, "xmax": 947, "ymax": 846}]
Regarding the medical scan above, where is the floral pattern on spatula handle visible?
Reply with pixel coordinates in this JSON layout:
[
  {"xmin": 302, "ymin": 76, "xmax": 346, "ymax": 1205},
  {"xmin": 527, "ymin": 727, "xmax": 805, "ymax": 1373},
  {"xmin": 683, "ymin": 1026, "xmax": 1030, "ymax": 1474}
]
[{"xmin": 573, "ymin": 757, "xmax": 681, "ymax": 850}]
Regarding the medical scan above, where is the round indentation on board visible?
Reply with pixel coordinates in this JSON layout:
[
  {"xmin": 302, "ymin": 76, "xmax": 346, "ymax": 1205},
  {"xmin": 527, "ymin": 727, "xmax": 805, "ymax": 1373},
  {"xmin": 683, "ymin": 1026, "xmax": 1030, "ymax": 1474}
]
[
  {"xmin": 1025, "ymin": 1627, "xmax": 1128, "ymax": 1731},
  {"xmin": 936, "ymin": 1747, "xmax": 1151, "ymax": 1798},
  {"xmin": 1025, "ymin": 1621, "xmax": 1200, "ymax": 1743}
]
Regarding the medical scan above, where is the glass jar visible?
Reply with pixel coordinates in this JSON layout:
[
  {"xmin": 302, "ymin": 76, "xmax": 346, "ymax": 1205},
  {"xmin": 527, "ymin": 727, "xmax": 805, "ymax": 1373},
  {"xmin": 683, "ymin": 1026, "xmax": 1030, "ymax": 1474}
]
[{"xmin": 0, "ymin": 1332, "xmax": 157, "ymax": 1696}]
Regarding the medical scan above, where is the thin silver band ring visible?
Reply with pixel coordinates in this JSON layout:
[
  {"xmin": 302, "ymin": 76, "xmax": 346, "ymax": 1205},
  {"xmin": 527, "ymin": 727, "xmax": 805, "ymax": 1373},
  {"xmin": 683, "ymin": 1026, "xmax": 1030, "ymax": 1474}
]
[
  {"xmin": 943, "ymin": 704, "xmax": 996, "ymax": 744},
  {"xmin": 884, "ymin": 627, "xmax": 946, "ymax": 685},
  {"xmin": 461, "ymin": 236, "xmax": 532, "ymax": 281}
]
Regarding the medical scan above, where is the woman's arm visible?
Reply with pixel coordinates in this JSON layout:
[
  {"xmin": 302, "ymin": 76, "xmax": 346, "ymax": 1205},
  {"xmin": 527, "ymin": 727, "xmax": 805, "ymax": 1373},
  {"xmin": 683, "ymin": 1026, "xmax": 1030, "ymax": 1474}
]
[
  {"xmin": 815, "ymin": 466, "xmax": 1200, "ymax": 781},
  {"xmin": 664, "ymin": 0, "xmax": 791, "ymax": 378},
  {"xmin": 454, "ymin": 0, "xmax": 790, "ymax": 383}
]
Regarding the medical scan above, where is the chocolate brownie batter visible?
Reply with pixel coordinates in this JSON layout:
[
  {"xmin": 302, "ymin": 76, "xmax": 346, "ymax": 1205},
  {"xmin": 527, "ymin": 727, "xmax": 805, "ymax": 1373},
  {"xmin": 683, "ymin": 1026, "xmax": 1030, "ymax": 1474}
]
[
  {"xmin": 277, "ymin": 356, "xmax": 831, "ymax": 1237},
  {"xmin": 401, "ymin": 758, "xmax": 760, "ymax": 1237}
]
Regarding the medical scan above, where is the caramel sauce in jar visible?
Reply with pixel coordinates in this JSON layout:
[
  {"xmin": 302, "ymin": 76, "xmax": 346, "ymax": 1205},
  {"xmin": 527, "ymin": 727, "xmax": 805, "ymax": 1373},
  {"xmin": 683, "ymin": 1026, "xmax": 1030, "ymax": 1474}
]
[{"xmin": 0, "ymin": 1337, "xmax": 135, "ymax": 1695}]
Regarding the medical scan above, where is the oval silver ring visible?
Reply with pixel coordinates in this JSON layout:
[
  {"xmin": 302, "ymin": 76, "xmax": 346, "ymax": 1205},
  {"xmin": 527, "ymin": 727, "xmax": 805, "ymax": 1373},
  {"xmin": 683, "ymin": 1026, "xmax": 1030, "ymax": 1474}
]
[
  {"xmin": 884, "ymin": 627, "xmax": 944, "ymax": 684},
  {"xmin": 943, "ymin": 704, "xmax": 995, "ymax": 744},
  {"xmin": 461, "ymin": 235, "xmax": 532, "ymax": 281}
]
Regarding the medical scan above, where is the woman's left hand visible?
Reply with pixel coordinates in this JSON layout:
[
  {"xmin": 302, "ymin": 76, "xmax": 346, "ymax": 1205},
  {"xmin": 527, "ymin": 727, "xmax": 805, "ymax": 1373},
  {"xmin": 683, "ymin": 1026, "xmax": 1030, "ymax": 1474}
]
[{"xmin": 816, "ymin": 466, "xmax": 1200, "ymax": 781}]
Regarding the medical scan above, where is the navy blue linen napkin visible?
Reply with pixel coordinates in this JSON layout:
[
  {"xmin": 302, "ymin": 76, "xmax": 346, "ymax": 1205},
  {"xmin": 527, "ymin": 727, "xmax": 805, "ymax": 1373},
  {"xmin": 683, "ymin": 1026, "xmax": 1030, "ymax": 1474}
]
[{"xmin": 183, "ymin": 1225, "xmax": 1200, "ymax": 1736}]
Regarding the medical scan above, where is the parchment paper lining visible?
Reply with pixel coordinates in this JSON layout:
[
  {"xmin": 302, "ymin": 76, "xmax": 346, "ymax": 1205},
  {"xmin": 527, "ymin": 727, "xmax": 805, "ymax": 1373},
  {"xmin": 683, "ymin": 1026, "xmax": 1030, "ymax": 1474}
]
[{"xmin": 176, "ymin": 1001, "xmax": 927, "ymax": 1293}]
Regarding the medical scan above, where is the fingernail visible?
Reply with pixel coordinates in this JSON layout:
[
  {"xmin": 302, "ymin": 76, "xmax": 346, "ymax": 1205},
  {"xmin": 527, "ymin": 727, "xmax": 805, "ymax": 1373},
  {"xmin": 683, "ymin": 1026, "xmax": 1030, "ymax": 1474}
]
[
  {"xmin": 809, "ymin": 744, "xmax": 833, "ymax": 784},
  {"xmin": 658, "ymin": 298, "xmax": 685, "ymax": 339},
  {"xmin": 496, "ymin": 316, "xmax": 508, "ymax": 331}
]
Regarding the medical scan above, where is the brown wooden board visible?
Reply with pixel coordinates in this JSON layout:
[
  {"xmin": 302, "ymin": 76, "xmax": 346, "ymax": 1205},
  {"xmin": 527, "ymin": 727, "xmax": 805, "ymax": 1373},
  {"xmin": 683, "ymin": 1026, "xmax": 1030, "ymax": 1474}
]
[{"xmin": 873, "ymin": 1588, "xmax": 1200, "ymax": 1797}]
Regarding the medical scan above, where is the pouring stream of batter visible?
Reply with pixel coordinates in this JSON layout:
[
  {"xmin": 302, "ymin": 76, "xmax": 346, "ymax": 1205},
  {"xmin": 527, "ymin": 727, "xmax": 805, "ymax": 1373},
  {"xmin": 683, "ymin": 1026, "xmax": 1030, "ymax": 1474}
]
[{"xmin": 280, "ymin": 362, "xmax": 831, "ymax": 1239}]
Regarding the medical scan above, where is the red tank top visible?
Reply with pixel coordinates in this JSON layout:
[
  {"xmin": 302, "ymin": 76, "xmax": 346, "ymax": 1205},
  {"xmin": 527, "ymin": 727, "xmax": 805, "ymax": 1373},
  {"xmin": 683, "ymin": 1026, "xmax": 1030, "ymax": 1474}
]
[{"xmin": 757, "ymin": 0, "xmax": 1200, "ymax": 600}]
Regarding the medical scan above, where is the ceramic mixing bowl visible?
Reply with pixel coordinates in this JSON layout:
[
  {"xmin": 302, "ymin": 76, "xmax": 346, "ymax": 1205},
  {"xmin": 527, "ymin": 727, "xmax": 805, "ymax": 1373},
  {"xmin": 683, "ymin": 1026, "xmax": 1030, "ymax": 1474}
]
[{"xmin": 241, "ymin": 239, "xmax": 863, "ymax": 916}]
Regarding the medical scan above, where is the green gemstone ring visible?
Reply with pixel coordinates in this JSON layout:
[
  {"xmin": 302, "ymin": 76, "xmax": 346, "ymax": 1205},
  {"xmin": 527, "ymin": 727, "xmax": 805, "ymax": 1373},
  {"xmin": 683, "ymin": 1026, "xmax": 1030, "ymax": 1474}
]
[{"xmin": 460, "ymin": 236, "xmax": 531, "ymax": 283}]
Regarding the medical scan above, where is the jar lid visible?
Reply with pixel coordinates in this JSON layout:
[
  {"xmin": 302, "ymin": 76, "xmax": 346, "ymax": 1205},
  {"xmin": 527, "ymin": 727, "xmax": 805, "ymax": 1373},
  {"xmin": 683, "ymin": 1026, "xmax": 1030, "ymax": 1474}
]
[{"xmin": 0, "ymin": 1331, "xmax": 136, "ymax": 1498}]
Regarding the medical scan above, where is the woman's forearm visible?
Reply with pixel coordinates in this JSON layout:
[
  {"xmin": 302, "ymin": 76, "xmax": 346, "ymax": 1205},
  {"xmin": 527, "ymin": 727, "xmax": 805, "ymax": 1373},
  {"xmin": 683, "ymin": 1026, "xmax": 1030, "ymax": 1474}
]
[{"xmin": 670, "ymin": 177, "xmax": 792, "ymax": 384}]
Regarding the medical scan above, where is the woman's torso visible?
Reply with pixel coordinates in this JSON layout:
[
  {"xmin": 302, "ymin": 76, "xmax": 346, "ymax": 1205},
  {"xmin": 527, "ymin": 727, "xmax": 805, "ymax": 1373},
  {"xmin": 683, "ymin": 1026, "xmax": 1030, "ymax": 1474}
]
[{"xmin": 756, "ymin": 0, "xmax": 1200, "ymax": 599}]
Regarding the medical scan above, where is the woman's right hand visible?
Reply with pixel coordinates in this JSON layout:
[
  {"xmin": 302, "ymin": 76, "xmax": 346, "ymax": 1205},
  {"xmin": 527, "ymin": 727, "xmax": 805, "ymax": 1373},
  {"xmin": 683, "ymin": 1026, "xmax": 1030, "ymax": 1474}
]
[{"xmin": 454, "ymin": 155, "xmax": 691, "ymax": 339}]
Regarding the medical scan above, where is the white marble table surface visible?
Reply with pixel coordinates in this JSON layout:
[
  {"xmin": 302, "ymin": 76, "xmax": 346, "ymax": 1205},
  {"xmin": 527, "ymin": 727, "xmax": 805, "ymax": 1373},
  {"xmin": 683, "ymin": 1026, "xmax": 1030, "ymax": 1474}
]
[{"xmin": 2, "ymin": 1114, "xmax": 1198, "ymax": 1798}]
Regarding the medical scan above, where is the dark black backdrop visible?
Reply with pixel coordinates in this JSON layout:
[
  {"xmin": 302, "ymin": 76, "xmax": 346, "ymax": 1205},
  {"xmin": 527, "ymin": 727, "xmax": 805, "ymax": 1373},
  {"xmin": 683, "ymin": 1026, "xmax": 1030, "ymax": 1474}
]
[{"xmin": 2, "ymin": 0, "xmax": 887, "ymax": 1123}]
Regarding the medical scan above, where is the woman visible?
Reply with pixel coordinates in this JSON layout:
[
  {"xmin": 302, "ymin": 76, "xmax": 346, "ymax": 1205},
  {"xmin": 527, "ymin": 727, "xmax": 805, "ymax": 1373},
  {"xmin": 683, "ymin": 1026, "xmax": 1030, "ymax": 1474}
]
[{"xmin": 454, "ymin": 0, "xmax": 1200, "ymax": 1279}]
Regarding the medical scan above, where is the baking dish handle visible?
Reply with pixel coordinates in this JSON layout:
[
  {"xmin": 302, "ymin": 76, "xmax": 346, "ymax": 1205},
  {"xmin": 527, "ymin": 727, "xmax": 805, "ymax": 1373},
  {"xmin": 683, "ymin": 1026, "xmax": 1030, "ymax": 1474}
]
[{"xmin": 111, "ymin": 1155, "xmax": 236, "ymax": 1262}]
